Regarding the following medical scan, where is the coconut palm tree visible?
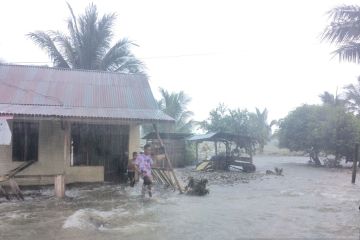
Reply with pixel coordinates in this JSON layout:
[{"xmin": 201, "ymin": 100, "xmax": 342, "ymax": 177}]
[
  {"xmin": 158, "ymin": 88, "xmax": 194, "ymax": 133},
  {"xmin": 323, "ymin": 5, "xmax": 360, "ymax": 63},
  {"xmin": 253, "ymin": 108, "xmax": 276, "ymax": 153},
  {"xmin": 27, "ymin": 3, "xmax": 143, "ymax": 73}
]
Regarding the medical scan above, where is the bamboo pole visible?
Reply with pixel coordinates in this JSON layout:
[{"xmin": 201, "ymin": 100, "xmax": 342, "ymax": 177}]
[
  {"xmin": 156, "ymin": 168, "xmax": 172, "ymax": 186},
  {"xmin": 153, "ymin": 124, "xmax": 183, "ymax": 193},
  {"xmin": 152, "ymin": 169, "xmax": 165, "ymax": 184},
  {"xmin": 352, "ymin": 144, "xmax": 359, "ymax": 184}
]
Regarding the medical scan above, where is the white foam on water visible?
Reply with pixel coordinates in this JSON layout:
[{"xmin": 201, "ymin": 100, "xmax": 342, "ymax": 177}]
[
  {"xmin": 103, "ymin": 222, "xmax": 158, "ymax": 234},
  {"xmin": 63, "ymin": 208, "xmax": 130, "ymax": 230},
  {"xmin": 280, "ymin": 189, "xmax": 305, "ymax": 197},
  {"xmin": 319, "ymin": 192, "xmax": 357, "ymax": 202},
  {"xmin": 5, "ymin": 212, "xmax": 30, "ymax": 220}
]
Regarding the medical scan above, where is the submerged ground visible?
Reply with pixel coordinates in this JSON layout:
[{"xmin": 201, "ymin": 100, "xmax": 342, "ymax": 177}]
[{"xmin": 0, "ymin": 156, "xmax": 359, "ymax": 240}]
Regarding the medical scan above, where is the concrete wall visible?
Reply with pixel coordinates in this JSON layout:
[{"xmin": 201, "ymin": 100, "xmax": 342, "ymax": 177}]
[{"xmin": 0, "ymin": 120, "xmax": 141, "ymax": 186}]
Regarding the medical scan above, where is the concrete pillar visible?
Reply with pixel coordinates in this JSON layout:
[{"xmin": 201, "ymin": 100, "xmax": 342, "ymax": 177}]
[{"xmin": 54, "ymin": 174, "xmax": 65, "ymax": 198}]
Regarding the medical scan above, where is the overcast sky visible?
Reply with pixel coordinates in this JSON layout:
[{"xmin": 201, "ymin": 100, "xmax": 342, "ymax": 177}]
[{"xmin": 1, "ymin": 0, "xmax": 360, "ymax": 122}]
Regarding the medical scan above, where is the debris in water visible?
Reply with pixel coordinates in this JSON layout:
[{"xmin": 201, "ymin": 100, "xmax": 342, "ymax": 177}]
[
  {"xmin": 185, "ymin": 177, "xmax": 209, "ymax": 196},
  {"xmin": 266, "ymin": 167, "xmax": 283, "ymax": 176}
]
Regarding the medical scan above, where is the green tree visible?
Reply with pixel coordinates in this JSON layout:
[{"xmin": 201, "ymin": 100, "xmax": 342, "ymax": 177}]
[
  {"xmin": 321, "ymin": 105, "xmax": 360, "ymax": 162},
  {"xmin": 322, "ymin": 5, "xmax": 360, "ymax": 63},
  {"xmin": 28, "ymin": 3, "xmax": 143, "ymax": 73},
  {"xmin": 278, "ymin": 103, "xmax": 360, "ymax": 165},
  {"xmin": 158, "ymin": 88, "xmax": 194, "ymax": 133},
  {"xmin": 344, "ymin": 78, "xmax": 360, "ymax": 114},
  {"xmin": 201, "ymin": 104, "xmax": 229, "ymax": 133},
  {"xmin": 319, "ymin": 91, "xmax": 337, "ymax": 105},
  {"xmin": 278, "ymin": 105, "xmax": 325, "ymax": 165},
  {"xmin": 201, "ymin": 104, "xmax": 272, "ymax": 154}
]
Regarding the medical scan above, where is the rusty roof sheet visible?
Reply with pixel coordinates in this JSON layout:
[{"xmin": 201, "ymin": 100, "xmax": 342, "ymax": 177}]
[{"xmin": 0, "ymin": 64, "xmax": 173, "ymax": 122}]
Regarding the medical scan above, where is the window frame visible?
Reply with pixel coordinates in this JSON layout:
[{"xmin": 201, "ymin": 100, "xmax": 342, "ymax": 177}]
[{"xmin": 11, "ymin": 121, "xmax": 40, "ymax": 162}]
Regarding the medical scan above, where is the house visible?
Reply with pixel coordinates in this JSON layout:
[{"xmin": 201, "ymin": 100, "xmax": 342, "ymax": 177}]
[{"xmin": 0, "ymin": 64, "xmax": 173, "ymax": 185}]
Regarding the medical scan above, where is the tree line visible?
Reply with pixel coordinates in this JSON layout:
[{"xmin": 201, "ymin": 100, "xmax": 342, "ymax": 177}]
[{"xmin": 277, "ymin": 86, "xmax": 360, "ymax": 166}]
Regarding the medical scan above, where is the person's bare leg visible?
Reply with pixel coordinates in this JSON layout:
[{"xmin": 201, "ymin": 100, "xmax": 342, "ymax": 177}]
[
  {"xmin": 148, "ymin": 184, "xmax": 152, "ymax": 197},
  {"xmin": 141, "ymin": 184, "xmax": 146, "ymax": 197}
]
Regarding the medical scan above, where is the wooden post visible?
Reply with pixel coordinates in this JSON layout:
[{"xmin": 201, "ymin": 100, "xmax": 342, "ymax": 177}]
[
  {"xmin": 153, "ymin": 124, "xmax": 183, "ymax": 193},
  {"xmin": 214, "ymin": 141, "xmax": 218, "ymax": 155},
  {"xmin": 54, "ymin": 174, "xmax": 65, "ymax": 198},
  {"xmin": 352, "ymin": 144, "xmax": 359, "ymax": 184},
  {"xmin": 195, "ymin": 142, "xmax": 199, "ymax": 164}
]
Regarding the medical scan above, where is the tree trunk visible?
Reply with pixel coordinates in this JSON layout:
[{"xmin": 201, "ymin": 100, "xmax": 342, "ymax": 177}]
[
  {"xmin": 313, "ymin": 155, "xmax": 321, "ymax": 166},
  {"xmin": 310, "ymin": 151, "xmax": 321, "ymax": 166}
]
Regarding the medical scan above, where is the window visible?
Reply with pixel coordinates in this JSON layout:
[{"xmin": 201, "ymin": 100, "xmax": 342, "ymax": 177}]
[
  {"xmin": 70, "ymin": 123, "xmax": 129, "ymax": 167},
  {"xmin": 12, "ymin": 122, "xmax": 39, "ymax": 162}
]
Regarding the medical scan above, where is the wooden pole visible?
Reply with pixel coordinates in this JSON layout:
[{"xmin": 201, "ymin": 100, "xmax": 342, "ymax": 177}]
[
  {"xmin": 153, "ymin": 124, "xmax": 183, "ymax": 193},
  {"xmin": 54, "ymin": 174, "xmax": 65, "ymax": 198},
  {"xmin": 352, "ymin": 144, "xmax": 359, "ymax": 184},
  {"xmin": 195, "ymin": 142, "xmax": 199, "ymax": 164}
]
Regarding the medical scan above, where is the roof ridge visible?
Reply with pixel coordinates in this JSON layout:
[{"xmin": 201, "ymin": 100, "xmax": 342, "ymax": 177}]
[
  {"xmin": 0, "ymin": 103, "xmax": 161, "ymax": 110},
  {"xmin": 0, "ymin": 63, "xmax": 147, "ymax": 76}
]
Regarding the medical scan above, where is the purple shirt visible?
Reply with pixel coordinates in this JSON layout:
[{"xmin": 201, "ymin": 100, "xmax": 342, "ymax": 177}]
[{"xmin": 135, "ymin": 154, "xmax": 153, "ymax": 177}]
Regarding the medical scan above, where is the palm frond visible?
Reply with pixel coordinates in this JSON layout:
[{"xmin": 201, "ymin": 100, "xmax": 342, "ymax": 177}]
[
  {"xmin": 27, "ymin": 31, "xmax": 69, "ymax": 68},
  {"xmin": 332, "ymin": 42, "xmax": 360, "ymax": 63},
  {"xmin": 323, "ymin": 5, "xmax": 360, "ymax": 43},
  {"xmin": 101, "ymin": 38, "xmax": 143, "ymax": 72},
  {"xmin": 66, "ymin": 2, "xmax": 82, "ymax": 55},
  {"xmin": 51, "ymin": 31, "xmax": 76, "ymax": 67}
]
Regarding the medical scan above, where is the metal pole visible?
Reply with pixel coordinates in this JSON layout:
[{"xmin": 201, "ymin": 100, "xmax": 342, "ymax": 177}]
[{"xmin": 352, "ymin": 143, "xmax": 359, "ymax": 184}]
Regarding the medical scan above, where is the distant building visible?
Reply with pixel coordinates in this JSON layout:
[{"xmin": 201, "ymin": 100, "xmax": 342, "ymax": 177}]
[
  {"xmin": 0, "ymin": 64, "xmax": 173, "ymax": 185},
  {"xmin": 142, "ymin": 132, "xmax": 192, "ymax": 167}
]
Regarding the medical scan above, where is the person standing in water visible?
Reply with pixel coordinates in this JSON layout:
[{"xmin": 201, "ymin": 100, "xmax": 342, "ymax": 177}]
[
  {"xmin": 127, "ymin": 152, "xmax": 137, "ymax": 187},
  {"xmin": 135, "ymin": 144, "xmax": 153, "ymax": 197}
]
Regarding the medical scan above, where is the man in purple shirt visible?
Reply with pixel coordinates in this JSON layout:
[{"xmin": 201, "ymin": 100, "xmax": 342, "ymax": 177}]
[{"xmin": 135, "ymin": 144, "xmax": 153, "ymax": 197}]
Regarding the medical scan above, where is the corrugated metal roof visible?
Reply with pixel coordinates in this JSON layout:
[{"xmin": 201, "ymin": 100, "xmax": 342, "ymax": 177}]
[
  {"xmin": 142, "ymin": 132, "xmax": 192, "ymax": 140},
  {"xmin": 0, "ymin": 64, "xmax": 173, "ymax": 122},
  {"xmin": 187, "ymin": 132, "xmax": 253, "ymax": 142}
]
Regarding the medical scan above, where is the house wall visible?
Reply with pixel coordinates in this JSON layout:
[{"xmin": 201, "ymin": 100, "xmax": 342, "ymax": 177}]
[
  {"xmin": 0, "ymin": 121, "xmax": 66, "ymax": 185},
  {"xmin": 129, "ymin": 124, "xmax": 141, "ymax": 155},
  {"xmin": 0, "ymin": 120, "xmax": 141, "ymax": 186}
]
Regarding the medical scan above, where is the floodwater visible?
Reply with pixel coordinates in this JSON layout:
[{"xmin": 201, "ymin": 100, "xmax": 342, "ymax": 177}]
[{"xmin": 1, "ymin": 156, "xmax": 360, "ymax": 240}]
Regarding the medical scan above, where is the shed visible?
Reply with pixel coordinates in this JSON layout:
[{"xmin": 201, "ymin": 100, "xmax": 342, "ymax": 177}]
[{"xmin": 142, "ymin": 132, "xmax": 192, "ymax": 167}]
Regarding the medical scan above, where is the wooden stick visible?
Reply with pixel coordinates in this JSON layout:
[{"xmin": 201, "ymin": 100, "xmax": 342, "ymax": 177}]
[
  {"xmin": 153, "ymin": 124, "xmax": 183, "ymax": 193},
  {"xmin": 352, "ymin": 143, "xmax": 359, "ymax": 184}
]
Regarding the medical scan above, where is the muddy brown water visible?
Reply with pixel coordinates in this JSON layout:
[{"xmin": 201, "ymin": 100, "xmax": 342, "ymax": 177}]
[{"xmin": 0, "ymin": 156, "xmax": 360, "ymax": 240}]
